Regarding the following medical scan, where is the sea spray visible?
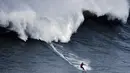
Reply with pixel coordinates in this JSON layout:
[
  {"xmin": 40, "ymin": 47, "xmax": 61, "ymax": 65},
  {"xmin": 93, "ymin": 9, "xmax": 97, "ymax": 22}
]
[{"xmin": 49, "ymin": 43, "xmax": 92, "ymax": 71}]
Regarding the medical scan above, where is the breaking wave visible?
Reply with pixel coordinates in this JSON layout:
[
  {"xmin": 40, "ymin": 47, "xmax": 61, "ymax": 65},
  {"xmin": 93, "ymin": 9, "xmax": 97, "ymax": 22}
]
[
  {"xmin": 0, "ymin": 0, "xmax": 130, "ymax": 72},
  {"xmin": 0, "ymin": 0, "xmax": 129, "ymax": 43}
]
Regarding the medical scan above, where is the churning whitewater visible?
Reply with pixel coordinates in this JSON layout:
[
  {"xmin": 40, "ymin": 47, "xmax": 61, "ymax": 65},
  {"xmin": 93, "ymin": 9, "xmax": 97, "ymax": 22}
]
[
  {"xmin": 0, "ymin": 0, "xmax": 130, "ymax": 72},
  {"xmin": 0, "ymin": 0, "xmax": 129, "ymax": 43}
]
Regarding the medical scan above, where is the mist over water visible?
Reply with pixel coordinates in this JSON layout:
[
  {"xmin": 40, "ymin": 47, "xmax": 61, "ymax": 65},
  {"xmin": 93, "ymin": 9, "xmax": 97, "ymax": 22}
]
[
  {"xmin": 0, "ymin": 0, "xmax": 129, "ymax": 43},
  {"xmin": 0, "ymin": 0, "xmax": 130, "ymax": 73}
]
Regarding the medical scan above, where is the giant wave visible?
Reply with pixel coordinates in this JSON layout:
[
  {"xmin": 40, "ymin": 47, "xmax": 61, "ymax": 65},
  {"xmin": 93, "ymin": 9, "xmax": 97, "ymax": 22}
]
[
  {"xmin": 0, "ymin": 0, "xmax": 129, "ymax": 43},
  {"xmin": 0, "ymin": 0, "xmax": 130, "ymax": 72}
]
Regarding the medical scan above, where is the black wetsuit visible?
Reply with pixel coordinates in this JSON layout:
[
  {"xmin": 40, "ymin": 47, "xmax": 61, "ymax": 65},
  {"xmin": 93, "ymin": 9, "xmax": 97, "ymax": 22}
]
[{"xmin": 80, "ymin": 63, "xmax": 85, "ymax": 70}]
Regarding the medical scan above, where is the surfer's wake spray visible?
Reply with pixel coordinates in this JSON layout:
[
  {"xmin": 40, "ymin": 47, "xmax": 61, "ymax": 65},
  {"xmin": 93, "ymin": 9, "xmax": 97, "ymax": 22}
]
[{"xmin": 50, "ymin": 43, "xmax": 91, "ymax": 71}]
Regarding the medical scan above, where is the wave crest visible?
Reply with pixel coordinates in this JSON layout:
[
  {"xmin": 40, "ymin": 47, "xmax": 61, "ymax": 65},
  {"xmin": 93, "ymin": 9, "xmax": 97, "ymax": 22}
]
[{"xmin": 0, "ymin": 0, "xmax": 129, "ymax": 43}]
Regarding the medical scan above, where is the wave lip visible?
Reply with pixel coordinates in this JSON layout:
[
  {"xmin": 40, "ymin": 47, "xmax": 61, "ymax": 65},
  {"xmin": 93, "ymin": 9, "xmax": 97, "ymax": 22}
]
[
  {"xmin": 83, "ymin": 0, "xmax": 129, "ymax": 22},
  {"xmin": 0, "ymin": 0, "xmax": 129, "ymax": 43}
]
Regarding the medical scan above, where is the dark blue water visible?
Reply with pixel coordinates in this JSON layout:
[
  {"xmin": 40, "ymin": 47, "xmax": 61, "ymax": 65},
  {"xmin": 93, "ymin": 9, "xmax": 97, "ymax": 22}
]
[{"xmin": 0, "ymin": 15, "xmax": 130, "ymax": 73}]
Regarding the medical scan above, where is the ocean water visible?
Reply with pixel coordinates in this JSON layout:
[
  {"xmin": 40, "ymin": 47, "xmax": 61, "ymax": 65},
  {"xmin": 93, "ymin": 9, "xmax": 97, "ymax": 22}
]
[
  {"xmin": 0, "ymin": 14, "xmax": 130, "ymax": 73},
  {"xmin": 0, "ymin": 0, "xmax": 130, "ymax": 73}
]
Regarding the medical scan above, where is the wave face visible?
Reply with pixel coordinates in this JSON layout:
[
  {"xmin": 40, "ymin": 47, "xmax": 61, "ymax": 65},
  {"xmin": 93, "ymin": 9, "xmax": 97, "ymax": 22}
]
[
  {"xmin": 50, "ymin": 43, "xmax": 91, "ymax": 71},
  {"xmin": 0, "ymin": 0, "xmax": 129, "ymax": 43}
]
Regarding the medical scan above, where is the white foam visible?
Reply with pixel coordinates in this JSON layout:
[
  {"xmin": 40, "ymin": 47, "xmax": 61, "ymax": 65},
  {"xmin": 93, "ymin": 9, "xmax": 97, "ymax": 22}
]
[
  {"xmin": 50, "ymin": 43, "xmax": 92, "ymax": 71},
  {"xmin": 83, "ymin": 0, "xmax": 129, "ymax": 23},
  {"xmin": 0, "ymin": 0, "xmax": 129, "ymax": 43}
]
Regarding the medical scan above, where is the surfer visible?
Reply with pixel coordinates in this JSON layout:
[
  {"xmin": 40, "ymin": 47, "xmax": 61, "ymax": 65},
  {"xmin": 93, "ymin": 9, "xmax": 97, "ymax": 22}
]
[{"xmin": 80, "ymin": 62, "xmax": 85, "ymax": 71}]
